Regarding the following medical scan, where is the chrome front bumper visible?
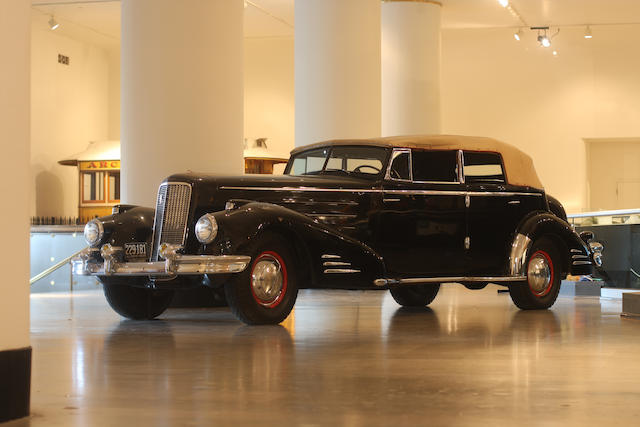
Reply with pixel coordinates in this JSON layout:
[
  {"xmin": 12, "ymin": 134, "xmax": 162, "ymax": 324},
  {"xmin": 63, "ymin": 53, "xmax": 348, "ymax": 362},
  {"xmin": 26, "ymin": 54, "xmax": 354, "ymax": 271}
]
[{"xmin": 72, "ymin": 243, "xmax": 251, "ymax": 277}]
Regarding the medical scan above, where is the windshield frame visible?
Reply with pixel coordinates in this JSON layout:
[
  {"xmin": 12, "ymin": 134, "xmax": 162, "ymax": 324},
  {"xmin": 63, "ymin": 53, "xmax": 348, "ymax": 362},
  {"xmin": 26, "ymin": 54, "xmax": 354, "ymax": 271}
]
[{"xmin": 284, "ymin": 145, "xmax": 391, "ymax": 180}]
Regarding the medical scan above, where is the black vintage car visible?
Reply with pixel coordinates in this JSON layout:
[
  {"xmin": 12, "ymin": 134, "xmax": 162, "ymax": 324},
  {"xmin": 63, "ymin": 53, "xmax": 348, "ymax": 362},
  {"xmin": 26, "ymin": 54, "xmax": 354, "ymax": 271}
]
[{"xmin": 73, "ymin": 135, "xmax": 603, "ymax": 325}]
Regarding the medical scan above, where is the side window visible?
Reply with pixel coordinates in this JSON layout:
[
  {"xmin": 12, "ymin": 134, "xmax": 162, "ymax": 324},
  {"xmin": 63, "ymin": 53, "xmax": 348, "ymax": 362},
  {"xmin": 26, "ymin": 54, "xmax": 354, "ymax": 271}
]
[
  {"xmin": 411, "ymin": 150, "xmax": 459, "ymax": 183},
  {"xmin": 463, "ymin": 151, "xmax": 505, "ymax": 183},
  {"xmin": 388, "ymin": 150, "xmax": 411, "ymax": 180}
]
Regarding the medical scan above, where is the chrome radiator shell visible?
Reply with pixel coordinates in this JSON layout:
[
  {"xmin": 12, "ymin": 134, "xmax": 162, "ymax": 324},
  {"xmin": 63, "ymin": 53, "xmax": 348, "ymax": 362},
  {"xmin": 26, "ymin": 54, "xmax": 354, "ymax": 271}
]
[{"xmin": 150, "ymin": 182, "xmax": 192, "ymax": 261}]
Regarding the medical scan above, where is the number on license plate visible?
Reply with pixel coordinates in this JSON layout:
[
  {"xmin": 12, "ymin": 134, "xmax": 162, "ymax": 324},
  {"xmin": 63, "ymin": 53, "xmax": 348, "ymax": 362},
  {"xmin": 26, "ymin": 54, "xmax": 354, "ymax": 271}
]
[{"xmin": 125, "ymin": 243, "xmax": 147, "ymax": 257}]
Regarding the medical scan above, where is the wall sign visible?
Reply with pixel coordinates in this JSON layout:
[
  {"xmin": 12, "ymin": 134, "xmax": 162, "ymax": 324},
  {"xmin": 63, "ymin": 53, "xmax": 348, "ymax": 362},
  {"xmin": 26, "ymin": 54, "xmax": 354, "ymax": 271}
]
[{"xmin": 79, "ymin": 160, "xmax": 120, "ymax": 171}]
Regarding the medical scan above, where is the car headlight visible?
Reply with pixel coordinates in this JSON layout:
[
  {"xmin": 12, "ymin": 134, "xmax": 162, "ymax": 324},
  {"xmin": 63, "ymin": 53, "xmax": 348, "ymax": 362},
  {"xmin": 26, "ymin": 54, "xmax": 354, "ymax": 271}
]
[
  {"xmin": 84, "ymin": 219, "xmax": 104, "ymax": 247},
  {"xmin": 195, "ymin": 213, "xmax": 218, "ymax": 244}
]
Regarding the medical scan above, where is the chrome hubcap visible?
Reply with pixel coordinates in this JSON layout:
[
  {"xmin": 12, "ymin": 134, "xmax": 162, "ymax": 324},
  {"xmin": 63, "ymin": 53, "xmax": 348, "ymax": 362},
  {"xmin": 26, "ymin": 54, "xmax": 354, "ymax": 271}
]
[
  {"xmin": 251, "ymin": 254, "xmax": 284, "ymax": 306},
  {"xmin": 528, "ymin": 253, "xmax": 552, "ymax": 295}
]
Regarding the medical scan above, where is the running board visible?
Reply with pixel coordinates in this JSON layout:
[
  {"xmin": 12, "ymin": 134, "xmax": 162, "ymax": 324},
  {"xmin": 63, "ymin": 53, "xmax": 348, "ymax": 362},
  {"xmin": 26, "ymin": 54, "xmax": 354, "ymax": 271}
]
[{"xmin": 373, "ymin": 276, "xmax": 527, "ymax": 287}]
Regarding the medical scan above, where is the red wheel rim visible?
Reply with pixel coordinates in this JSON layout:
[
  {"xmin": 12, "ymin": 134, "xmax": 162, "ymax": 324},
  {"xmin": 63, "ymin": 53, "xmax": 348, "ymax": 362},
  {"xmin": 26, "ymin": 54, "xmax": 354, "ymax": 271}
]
[
  {"xmin": 527, "ymin": 250, "xmax": 554, "ymax": 297},
  {"xmin": 250, "ymin": 251, "xmax": 288, "ymax": 308}
]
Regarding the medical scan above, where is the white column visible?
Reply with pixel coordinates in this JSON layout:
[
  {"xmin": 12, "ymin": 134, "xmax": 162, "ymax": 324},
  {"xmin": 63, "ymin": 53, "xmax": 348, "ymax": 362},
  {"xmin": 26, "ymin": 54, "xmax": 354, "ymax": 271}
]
[
  {"xmin": 121, "ymin": 0, "xmax": 244, "ymax": 207},
  {"xmin": 0, "ymin": 0, "xmax": 30, "ymax": 421},
  {"xmin": 382, "ymin": 0, "xmax": 442, "ymax": 136},
  {"xmin": 0, "ymin": 0, "xmax": 30, "ymax": 353},
  {"xmin": 295, "ymin": 0, "xmax": 381, "ymax": 147}
]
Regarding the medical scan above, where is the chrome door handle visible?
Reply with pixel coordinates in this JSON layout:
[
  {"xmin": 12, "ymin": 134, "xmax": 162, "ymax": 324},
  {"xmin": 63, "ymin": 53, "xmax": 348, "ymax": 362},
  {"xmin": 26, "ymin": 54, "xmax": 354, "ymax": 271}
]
[
  {"xmin": 383, "ymin": 198, "xmax": 401, "ymax": 203},
  {"xmin": 508, "ymin": 200, "xmax": 520, "ymax": 205}
]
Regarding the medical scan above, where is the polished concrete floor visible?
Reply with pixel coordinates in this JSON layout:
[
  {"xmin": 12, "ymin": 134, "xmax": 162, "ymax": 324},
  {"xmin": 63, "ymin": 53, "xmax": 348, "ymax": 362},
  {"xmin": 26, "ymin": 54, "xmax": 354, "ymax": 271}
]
[{"xmin": 7, "ymin": 285, "xmax": 640, "ymax": 426}]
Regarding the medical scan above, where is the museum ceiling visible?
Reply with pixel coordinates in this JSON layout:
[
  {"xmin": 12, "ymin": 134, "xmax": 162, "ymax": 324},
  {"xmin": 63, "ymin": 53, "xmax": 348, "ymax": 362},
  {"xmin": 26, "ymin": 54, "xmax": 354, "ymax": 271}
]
[{"xmin": 30, "ymin": 0, "xmax": 640, "ymax": 48}]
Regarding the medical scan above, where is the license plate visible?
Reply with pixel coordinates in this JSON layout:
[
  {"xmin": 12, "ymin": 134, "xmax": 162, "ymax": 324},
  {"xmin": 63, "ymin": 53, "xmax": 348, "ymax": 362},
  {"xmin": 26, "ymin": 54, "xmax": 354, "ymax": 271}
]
[{"xmin": 124, "ymin": 242, "xmax": 147, "ymax": 258}]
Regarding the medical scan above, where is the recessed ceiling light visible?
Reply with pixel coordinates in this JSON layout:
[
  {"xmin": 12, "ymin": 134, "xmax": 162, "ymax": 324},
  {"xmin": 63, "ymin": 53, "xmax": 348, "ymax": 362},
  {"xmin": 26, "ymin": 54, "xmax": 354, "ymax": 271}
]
[
  {"xmin": 584, "ymin": 25, "xmax": 593, "ymax": 39},
  {"xmin": 48, "ymin": 16, "xmax": 59, "ymax": 31},
  {"xmin": 552, "ymin": 50, "xmax": 558, "ymax": 56},
  {"xmin": 498, "ymin": 0, "xmax": 509, "ymax": 7},
  {"xmin": 514, "ymin": 29, "xmax": 523, "ymax": 41}
]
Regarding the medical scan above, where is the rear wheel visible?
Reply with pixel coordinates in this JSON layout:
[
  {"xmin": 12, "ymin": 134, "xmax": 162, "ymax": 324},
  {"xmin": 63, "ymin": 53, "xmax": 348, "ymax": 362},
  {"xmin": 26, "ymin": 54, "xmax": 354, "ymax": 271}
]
[
  {"xmin": 100, "ymin": 277, "xmax": 175, "ymax": 320},
  {"xmin": 509, "ymin": 237, "xmax": 562, "ymax": 310},
  {"xmin": 389, "ymin": 283, "xmax": 440, "ymax": 307},
  {"xmin": 225, "ymin": 233, "xmax": 298, "ymax": 325}
]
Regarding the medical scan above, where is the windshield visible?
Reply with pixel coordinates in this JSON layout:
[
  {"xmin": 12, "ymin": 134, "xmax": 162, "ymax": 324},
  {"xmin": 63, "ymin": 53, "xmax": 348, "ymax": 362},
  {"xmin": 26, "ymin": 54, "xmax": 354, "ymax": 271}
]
[{"xmin": 286, "ymin": 146, "xmax": 389, "ymax": 178}]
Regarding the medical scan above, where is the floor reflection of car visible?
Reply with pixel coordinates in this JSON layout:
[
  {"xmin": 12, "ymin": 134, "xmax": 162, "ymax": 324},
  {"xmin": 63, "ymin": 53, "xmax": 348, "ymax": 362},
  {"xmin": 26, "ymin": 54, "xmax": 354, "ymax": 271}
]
[{"xmin": 73, "ymin": 135, "xmax": 603, "ymax": 325}]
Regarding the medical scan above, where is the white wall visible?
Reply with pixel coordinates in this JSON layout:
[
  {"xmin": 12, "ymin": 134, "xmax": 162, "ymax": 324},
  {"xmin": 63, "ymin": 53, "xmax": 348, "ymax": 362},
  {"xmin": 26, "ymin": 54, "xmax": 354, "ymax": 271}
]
[
  {"xmin": 108, "ymin": 48, "xmax": 121, "ymax": 140},
  {"xmin": 0, "ymin": 0, "xmax": 30, "ymax": 352},
  {"xmin": 31, "ymin": 16, "xmax": 116, "ymax": 217},
  {"xmin": 441, "ymin": 25, "xmax": 640, "ymax": 213},
  {"xmin": 244, "ymin": 37, "xmax": 294, "ymax": 160}
]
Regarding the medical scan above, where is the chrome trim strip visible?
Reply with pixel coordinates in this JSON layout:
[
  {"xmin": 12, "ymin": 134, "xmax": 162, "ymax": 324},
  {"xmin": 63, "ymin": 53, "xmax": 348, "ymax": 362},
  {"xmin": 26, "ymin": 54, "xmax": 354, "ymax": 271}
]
[
  {"xmin": 385, "ymin": 148, "xmax": 412, "ymax": 182},
  {"xmin": 570, "ymin": 249, "xmax": 583, "ymax": 253},
  {"xmin": 280, "ymin": 199, "xmax": 360, "ymax": 206},
  {"xmin": 572, "ymin": 260, "xmax": 593, "ymax": 266},
  {"xmin": 384, "ymin": 190, "xmax": 543, "ymax": 197},
  {"xmin": 412, "ymin": 181, "xmax": 461, "ymax": 185},
  {"xmin": 509, "ymin": 233, "xmax": 532, "ymax": 276},
  {"xmin": 220, "ymin": 186, "xmax": 380, "ymax": 193},
  {"xmin": 321, "ymin": 254, "xmax": 341, "ymax": 259},
  {"xmin": 373, "ymin": 276, "xmax": 527, "ymax": 287},
  {"xmin": 323, "ymin": 261, "xmax": 351, "ymax": 267},
  {"xmin": 458, "ymin": 150, "xmax": 465, "ymax": 184},
  {"xmin": 219, "ymin": 186, "xmax": 543, "ymax": 198},
  {"xmin": 308, "ymin": 213, "xmax": 358, "ymax": 219},
  {"xmin": 324, "ymin": 268, "xmax": 361, "ymax": 274},
  {"xmin": 384, "ymin": 190, "xmax": 466, "ymax": 196},
  {"xmin": 468, "ymin": 191, "xmax": 543, "ymax": 197},
  {"xmin": 572, "ymin": 254, "xmax": 589, "ymax": 260}
]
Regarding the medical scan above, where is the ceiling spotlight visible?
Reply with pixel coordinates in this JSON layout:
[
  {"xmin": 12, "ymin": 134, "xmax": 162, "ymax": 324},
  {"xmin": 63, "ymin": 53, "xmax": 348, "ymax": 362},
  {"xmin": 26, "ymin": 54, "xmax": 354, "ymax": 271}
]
[
  {"xmin": 48, "ymin": 16, "xmax": 59, "ymax": 31},
  {"xmin": 514, "ymin": 28, "xmax": 523, "ymax": 41},
  {"xmin": 498, "ymin": 0, "xmax": 509, "ymax": 7},
  {"xmin": 584, "ymin": 25, "xmax": 593, "ymax": 39},
  {"xmin": 552, "ymin": 50, "xmax": 558, "ymax": 56},
  {"xmin": 538, "ymin": 34, "xmax": 551, "ymax": 47}
]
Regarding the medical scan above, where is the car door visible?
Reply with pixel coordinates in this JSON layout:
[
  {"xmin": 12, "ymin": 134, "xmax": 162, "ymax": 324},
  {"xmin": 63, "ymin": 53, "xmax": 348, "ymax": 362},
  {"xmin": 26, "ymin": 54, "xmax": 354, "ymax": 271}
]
[
  {"xmin": 376, "ymin": 148, "xmax": 467, "ymax": 277},
  {"xmin": 463, "ymin": 150, "xmax": 546, "ymax": 275}
]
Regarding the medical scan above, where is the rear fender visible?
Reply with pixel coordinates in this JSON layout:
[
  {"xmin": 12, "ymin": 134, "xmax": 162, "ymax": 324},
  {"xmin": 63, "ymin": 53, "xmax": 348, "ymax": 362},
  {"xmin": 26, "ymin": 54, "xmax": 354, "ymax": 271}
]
[{"xmin": 509, "ymin": 212, "xmax": 592, "ymax": 277}]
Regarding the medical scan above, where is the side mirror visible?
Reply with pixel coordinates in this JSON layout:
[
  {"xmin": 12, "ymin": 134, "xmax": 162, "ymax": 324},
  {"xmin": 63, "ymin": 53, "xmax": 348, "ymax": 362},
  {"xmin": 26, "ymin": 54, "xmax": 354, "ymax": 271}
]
[{"xmin": 579, "ymin": 231, "xmax": 594, "ymax": 243}]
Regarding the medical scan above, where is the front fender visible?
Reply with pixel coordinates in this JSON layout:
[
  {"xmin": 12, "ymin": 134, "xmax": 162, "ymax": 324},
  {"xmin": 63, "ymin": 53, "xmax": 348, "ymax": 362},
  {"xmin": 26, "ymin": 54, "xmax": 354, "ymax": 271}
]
[
  {"xmin": 210, "ymin": 202, "xmax": 386, "ymax": 287},
  {"xmin": 94, "ymin": 206, "xmax": 155, "ymax": 250},
  {"xmin": 509, "ymin": 212, "xmax": 593, "ymax": 277}
]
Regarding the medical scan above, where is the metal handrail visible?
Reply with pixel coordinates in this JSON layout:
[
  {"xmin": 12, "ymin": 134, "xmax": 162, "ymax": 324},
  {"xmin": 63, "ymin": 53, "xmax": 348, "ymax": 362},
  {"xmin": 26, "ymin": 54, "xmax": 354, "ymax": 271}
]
[
  {"xmin": 567, "ymin": 208, "xmax": 640, "ymax": 219},
  {"xmin": 30, "ymin": 248, "xmax": 86, "ymax": 286}
]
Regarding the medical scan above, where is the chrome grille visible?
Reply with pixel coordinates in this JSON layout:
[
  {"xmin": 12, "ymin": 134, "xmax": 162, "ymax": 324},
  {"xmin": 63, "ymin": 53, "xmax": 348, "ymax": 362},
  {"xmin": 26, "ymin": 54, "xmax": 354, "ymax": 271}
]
[{"xmin": 151, "ymin": 182, "xmax": 192, "ymax": 261}]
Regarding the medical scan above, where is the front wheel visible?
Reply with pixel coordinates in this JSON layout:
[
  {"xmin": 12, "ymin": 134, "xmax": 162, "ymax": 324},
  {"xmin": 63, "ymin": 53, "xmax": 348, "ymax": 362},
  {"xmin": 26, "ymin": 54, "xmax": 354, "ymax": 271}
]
[
  {"xmin": 389, "ymin": 283, "xmax": 440, "ymax": 307},
  {"xmin": 225, "ymin": 233, "xmax": 298, "ymax": 325},
  {"xmin": 100, "ymin": 278, "xmax": 175, "ymax": 320},
  {"xmin": 509, "ymin": 237, "xmax": 562, "ymax": 310}
]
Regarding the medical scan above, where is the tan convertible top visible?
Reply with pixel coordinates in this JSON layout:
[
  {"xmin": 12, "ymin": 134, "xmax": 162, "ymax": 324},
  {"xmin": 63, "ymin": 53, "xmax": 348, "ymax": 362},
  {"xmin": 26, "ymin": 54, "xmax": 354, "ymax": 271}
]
[{"xmin": 291, "ymin": 135, "xmax": 543, "ymax": 189}]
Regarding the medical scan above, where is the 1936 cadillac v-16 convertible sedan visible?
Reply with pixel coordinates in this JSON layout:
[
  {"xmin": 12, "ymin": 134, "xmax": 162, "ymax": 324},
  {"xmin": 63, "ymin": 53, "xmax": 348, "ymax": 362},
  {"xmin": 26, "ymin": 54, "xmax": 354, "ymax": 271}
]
[{"xmin": 73, "ymin": 135, "xmax": 603, "ymax": 325}]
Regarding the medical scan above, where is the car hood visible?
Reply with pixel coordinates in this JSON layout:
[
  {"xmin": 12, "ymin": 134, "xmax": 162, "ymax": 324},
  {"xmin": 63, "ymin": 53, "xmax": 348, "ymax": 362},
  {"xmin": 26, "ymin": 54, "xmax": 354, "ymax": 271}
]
[{"xmin": 163, "ymin": 172, "xmax": 378, "ymax": 191}]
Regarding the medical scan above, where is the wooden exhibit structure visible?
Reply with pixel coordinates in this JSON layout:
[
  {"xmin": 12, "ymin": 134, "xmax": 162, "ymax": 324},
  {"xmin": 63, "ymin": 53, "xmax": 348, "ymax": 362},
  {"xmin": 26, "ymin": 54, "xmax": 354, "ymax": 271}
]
[
  {"xmin": 244, "ymin": 138, "xmax": 288, "ymax": 174},
  {"xmin": 59, "ymin": 140, "xmax": 121, "ymax": 220},
  {"xmin": 58, "ymin": 139, "xmax": 287, "ymax": 220}
]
